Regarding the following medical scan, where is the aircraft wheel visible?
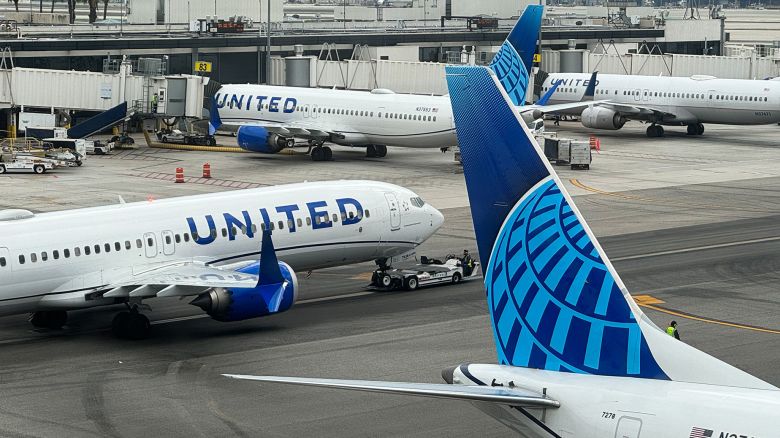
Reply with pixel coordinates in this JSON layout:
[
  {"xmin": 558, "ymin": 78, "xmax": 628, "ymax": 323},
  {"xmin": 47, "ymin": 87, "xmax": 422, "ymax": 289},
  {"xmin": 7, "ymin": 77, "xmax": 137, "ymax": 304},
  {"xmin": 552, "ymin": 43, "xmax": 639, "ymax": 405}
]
[
  {"xmin": 696, "ymin": 123, "xmax": 705, "ymax": 135},
  {"xmin": 112, "ymin": 311, "xmax": 151, "ymax": 340},
  {"xmin": 311, "ymin": 146, "xmax": 326, "ymax": 162},
  {"xmin": 30, "ymin": 310, "xmax": 68, "ymax": 329},
  {"xmin": 375, "ymin": 145, "xmax": 388, "ymax": 158},
  {"xmin": 323, "ymin": 146, "xmax": 333, "ymax": 161},
  {"xmin": 687, "ymin": 124, "xmax": 697, "ymax": 135},
  {"xmin": 366, "ymin": 144, "xmax": 378, "ymax": 158}
]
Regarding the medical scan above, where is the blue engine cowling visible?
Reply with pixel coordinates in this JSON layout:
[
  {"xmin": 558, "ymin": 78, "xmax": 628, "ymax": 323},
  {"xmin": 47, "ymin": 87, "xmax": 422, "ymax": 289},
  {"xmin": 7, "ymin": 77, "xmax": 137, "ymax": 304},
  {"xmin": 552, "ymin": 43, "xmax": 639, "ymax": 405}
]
[
  {"xmin": 190, "ymin": 261, "xmax": 298, "ymax": 322},
  {"xmin": 237, "ymin": 126, "xmax": 285, "ymax": 154}
]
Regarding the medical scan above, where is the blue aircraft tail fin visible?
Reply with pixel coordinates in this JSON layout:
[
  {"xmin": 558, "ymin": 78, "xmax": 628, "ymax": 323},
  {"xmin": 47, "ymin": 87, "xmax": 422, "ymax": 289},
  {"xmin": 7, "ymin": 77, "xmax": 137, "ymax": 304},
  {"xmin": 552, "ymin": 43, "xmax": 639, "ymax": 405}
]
[
  {"xmin": 258, "ymin": 230, "xmax": 284, "ymax": 286},
  {"xmin": 488, "ymin": 5, "xmax": 543, "ymax": 106},
  {"xmin": 445, "ymin": 65, "xmax": 776, "ymax": 389},
  {"xmin": 208, "ymin": 97, "xmax": 223, "ymax": 136}
]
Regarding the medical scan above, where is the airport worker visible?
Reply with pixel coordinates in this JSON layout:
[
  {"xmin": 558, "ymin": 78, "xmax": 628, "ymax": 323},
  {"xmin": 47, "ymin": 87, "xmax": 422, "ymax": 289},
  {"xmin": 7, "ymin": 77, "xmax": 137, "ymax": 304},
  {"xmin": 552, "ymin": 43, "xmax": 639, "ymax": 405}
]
[
  {"xmin": 152, "ymin": 94, "xmax": 159, "ymax": 113},
  {"xmin": 461, "ymin": 250, "xmax": 475, "ymax": 276},
  {"xmin": 666, "ymin": 321, "xmax": 680, "ymax": 340}
]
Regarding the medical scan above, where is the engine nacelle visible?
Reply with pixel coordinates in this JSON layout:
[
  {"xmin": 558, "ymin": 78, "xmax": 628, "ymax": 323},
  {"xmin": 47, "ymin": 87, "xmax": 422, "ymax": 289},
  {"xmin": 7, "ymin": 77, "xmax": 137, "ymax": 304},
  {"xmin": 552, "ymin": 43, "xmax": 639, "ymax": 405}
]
[
  {"xmin": 237, "ymin": 126, "xmax": 285, "ymax": 154},
  {"xmin": 191, "ymin": 261, "xmax": 298, "ymax": 322},
  {"xmin": 581, "ymin": 106, "xmax": 626, "ymax": 130}
]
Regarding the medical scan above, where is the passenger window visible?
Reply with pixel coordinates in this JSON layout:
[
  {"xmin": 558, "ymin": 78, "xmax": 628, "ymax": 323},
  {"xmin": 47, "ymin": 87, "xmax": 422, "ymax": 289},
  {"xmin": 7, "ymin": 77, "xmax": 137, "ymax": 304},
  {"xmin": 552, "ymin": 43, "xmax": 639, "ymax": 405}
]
[
  {"xmin": 165, "ymin": 235, "xmax": 172, "ymax": 244},
  {"xmin": 94, "ymin": 245, "xmax": 101, "ymax": 254},
  {"xmin": 288, "ymin": 219, "xmax": 294, "ymax": 229},
  {"xmin": 84, "ymin": 246, "xmax": 90, "ymax": 255},
  {"xmin": 297, "ymin": 218, "xmax": 303, "ymax": 228},
  {"xmin": 365, "ymin": 209, "xmax": 371, "ymax": 218},
  {"xmin": 75, "ymin": 247, "xmax": 81, "ymax": 257},
  {"xmin": 0, "ymin": 257, "xmax": 5, "ymax": 267},
  {"xmin": 278, "ymin": 221, "xmax": 284, "ymax": 230},
  {"xmin": 64, "ymin": 249, "xmax": 70, "ymax": 258},
  {"xmin": 146, "ymin": 238, "xmax": 153, "ymax": 247},
  {"xmin": 210, "ymin": 229, "xmax": 217, "ymax": 238},
  {"xmin": 241, "ymin": 226, "xmax": 247, "ymax": 235},
  {"xmin": 31, "ymin": 253, "xmax": 37, "ymax": 263},
  {"xmin": 175, "ymin": 234, "xmax": 181, "ymax": 243},
  {"xmin": 332, "ymin": 213, "xmax": 339, "ymax": 223},
  {"xmin": 184, "ymin": 233, "xmax": 191, "ymax": 242},
  {"xmin": 41, "ymin": 252, "xmax": 48, "ymax": 261},
  {"xmin": 105, "ymin": 243, "xmax": 111, "ymax": 252},
  {"xmin": 251, "ymin": 224, "xmax": 257, "ymax": 233},
  {"xmin": 221, "ymin": 228, "xmax": 227, "ymax": 237},
  {"xmin": 115, "ymin": 242, "xmax": 121, "ymax": 251},
  {"xmin": 136, "ymin": 239, "xmax": 142, "ymax": 248},
  {"xmin": 306, "ymin": 217, "xmax": 312, "ymax": 226},
  {"xmin": 18, "ymin": 254, "xmax": 24, "ymax": 264},
  {"xmin": 53, "ymin": 250, "xmax": 59, "ymax": 260}
]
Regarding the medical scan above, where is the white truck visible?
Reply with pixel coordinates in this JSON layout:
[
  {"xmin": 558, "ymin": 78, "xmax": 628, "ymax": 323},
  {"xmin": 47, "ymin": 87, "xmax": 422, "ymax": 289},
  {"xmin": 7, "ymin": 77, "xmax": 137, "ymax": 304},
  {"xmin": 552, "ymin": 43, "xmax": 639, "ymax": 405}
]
[{"xmin": 0, "ymin": 151, "xmax": 56, "ymax": 174}]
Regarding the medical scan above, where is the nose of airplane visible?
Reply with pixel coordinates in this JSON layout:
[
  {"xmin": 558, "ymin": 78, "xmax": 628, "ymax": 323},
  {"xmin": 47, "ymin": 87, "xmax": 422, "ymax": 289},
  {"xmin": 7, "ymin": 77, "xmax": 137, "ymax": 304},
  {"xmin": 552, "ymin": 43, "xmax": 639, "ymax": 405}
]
[{"xmin": 430, "ymin": 205, "xmax": 444, "ymax": 232}]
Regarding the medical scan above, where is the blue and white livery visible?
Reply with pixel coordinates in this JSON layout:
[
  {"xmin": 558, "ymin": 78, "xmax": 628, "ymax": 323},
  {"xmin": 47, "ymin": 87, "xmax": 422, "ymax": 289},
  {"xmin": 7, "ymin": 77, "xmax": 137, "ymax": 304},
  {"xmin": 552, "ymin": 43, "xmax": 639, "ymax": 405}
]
[
  {"xmin": 229, "ymin": 67, "xmax": 780, "ymax": 437},
  {"xmin": 0, "ymin": 180, "xmax": 443, "ymax": 338},
  {"xmin": 210, "ymin": 5, "xmax": 544, "ymax": 161}
]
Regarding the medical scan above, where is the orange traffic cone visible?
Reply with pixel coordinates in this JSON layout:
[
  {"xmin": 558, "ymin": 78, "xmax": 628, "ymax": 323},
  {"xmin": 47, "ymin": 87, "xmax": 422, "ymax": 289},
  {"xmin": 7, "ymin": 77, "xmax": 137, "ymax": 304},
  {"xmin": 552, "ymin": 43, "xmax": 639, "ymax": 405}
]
[
  {"xmin": 175, "ymin": 167, "xmax": 185, "ymax": 183},
  {"xmin": 203, "ymin": 162, "xmax": 211, "ymax": 178}
]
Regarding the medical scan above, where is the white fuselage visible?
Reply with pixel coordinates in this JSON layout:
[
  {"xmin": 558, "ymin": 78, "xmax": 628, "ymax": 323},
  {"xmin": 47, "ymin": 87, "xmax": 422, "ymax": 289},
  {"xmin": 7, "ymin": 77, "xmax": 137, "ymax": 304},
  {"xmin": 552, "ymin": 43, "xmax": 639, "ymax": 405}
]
[
  {"xmin": 454, "ymin": 364, "xmax": 780, "ymax": 438},
  {"xmin": 215, "ymin": 85, "xmax": 458, "ymax": 148},
  {"xmin": 542, "ymin": 73, "xmax": 780, "ymax": 125},
  {"xmin": 0, "ymin": 181, "xmax": 443, "ymax": 315}
]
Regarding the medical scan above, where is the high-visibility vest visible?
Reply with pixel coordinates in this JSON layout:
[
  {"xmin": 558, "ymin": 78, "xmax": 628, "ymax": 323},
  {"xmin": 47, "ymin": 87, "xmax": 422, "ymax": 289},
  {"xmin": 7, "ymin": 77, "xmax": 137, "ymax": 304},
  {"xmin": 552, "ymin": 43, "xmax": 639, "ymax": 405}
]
[{"xmin": 666, "ymin": 326, "xmax": 676, "ymax": 336}]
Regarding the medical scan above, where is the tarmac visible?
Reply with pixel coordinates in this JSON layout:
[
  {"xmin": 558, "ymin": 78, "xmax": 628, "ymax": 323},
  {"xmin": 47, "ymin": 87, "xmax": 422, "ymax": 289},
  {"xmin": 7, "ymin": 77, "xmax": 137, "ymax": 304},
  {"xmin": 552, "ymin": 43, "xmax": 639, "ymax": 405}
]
[{"xmin": 0, "ymin": 121, "xmax": 779, "ymax": 436}]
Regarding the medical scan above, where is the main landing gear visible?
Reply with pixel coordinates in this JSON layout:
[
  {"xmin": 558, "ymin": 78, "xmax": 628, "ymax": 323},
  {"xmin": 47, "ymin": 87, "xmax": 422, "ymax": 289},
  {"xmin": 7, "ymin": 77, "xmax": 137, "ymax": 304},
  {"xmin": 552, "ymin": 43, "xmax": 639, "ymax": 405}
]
[
  {"xmin": 30, "ymin": 310, "xmax": 68, "ymax": 330},
  {"xmin": 687, "ymin": 123, "xmax": 705, "ymax": 136},
  {"xmin": 646, "ymin": 125, "xmax": 665, "ymax": 138},
  {"xmin": 112, "ymin": 304, "xmax": 151, "ymax": 340},
  {"xmin": 311, "ymin": 145, "xmax": 333, "ymax": 162},
  {"xmin": 366, "ymin": 144, "xmax": 387, "ymax": 158}
]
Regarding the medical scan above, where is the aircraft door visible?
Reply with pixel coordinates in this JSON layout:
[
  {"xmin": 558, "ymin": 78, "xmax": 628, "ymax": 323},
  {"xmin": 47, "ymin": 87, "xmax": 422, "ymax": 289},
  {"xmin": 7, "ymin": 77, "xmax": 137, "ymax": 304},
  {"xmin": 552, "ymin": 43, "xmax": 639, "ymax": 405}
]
[
  {"xmin": 384, "ymin": 193, "xmax": 401, "ymax": 231},
  {"xmin": 143, "ymin": 232, "xmax": 158, "ymax": 258},
  {"xmin": 161, "ymin": 230, "xmax": 175, "ymax": 256},
  {"xmin": 633, "ymin": 89, "xmax": 641, "ymax": 101},
  {"xmin": 614, "ymin": 416, "xmax": 642, "ymax": 438}
]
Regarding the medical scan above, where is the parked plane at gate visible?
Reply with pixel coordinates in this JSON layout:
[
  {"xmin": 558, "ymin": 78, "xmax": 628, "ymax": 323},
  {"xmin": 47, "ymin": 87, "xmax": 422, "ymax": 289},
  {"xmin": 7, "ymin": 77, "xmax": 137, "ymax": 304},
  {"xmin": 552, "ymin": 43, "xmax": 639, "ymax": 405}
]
[
  {"xmin": 0, "ymin": 181, "xmax": 442, "ymax": 338},
  {"xmin": 540, "ymin": 72, "xmax": 780, "ymax": 137},
  {"xmin": 209, "ymin": 5, "xmax": 546, "ymax": 161},
  {"xmin": 228, "ymin": 67, "xmax": 780, "ymax": 436}
]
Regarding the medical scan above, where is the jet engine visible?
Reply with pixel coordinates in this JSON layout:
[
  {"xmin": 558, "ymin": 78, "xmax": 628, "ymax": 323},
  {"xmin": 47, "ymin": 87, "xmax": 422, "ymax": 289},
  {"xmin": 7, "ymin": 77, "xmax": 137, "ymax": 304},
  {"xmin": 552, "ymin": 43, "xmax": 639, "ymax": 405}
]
[
  {"xmin": 236, "ymin": 126, "xmax": 287, "ymax": 154},
  {"xmin": 519, "ymin": 109, "xmax": 544, "ymax": 125},
  {"xmin": 580, "ymin": 107, "xmax": 626, "ymax": 130},
  {"xmin": 190, "ymin": 261, "xmax": 298, "ymax": 322}
]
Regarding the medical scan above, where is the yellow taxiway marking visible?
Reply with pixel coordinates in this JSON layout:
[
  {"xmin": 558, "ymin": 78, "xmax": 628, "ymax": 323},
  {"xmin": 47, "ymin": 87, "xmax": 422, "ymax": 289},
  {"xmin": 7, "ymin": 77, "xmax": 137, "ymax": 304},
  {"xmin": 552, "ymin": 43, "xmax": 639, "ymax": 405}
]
[
  {"xmin": 569, "ymin": 179, "xmax": 770, "ymax": 214},
  {"xmin": 633, "ymin": 294, "xmax": 780, "ymax": 335},
  {"xmin": 350, "ymin": 272, "xmax": 375, "ymax": 281}
]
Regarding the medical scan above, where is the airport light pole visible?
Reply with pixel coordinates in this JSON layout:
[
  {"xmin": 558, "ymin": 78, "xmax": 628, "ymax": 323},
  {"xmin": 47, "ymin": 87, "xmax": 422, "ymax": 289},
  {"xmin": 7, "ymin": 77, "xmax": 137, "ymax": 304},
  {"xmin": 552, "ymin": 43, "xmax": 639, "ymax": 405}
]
[{"xmin": 266, "ymin": 0, "xmax": 271, "ymax": 84}]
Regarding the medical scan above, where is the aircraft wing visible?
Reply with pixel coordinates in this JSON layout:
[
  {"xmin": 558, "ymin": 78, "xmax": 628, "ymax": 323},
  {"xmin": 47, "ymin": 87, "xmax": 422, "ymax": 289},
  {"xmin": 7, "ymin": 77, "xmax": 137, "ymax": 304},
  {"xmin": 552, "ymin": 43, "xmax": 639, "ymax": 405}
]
[
  {"xmin": 520, "ymin": 100, "xmax": 611, "ymax": 115},
  {"xmin": 222, "ymin": 375, "xmax": 560, "ymax": 408},
  {"xmin": 598, "ymin": 102, "xmax": 678, "ymax": 119},
  {"xmin": 102, "ymin": 262, "xmax": 259, "ymax": 299},
  {"xmin": 219, "ymin": 120, "xmax": 334, "ymax": 140}
]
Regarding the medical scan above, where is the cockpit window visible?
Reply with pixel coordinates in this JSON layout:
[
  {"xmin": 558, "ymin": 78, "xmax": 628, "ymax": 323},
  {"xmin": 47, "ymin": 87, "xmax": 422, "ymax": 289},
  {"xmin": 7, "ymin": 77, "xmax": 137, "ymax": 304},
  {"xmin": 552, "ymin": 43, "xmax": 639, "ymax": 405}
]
[{"xmin": 410, "ymin": 197, "xmax": 426, "ymax": 208}]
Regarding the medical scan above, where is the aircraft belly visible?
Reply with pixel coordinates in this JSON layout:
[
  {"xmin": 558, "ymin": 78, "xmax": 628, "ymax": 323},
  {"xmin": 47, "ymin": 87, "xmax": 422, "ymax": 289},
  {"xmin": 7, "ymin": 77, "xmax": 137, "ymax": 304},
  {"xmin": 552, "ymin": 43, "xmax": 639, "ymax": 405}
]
[{"xmin": 366, "ymin": 130, "xmax": 457, "ymax": 148}]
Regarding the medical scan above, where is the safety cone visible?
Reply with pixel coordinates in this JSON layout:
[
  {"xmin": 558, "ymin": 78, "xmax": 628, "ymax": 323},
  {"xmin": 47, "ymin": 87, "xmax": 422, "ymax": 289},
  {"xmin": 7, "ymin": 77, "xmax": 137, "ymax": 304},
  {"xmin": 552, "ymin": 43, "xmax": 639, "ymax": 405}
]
[
  {"xmin": 202, "ymin": 162, "xmax": 212, "ymax": 178},
  {"xmin": 175, "ymin": 167, "xmax": 185, "ymax": 183}
]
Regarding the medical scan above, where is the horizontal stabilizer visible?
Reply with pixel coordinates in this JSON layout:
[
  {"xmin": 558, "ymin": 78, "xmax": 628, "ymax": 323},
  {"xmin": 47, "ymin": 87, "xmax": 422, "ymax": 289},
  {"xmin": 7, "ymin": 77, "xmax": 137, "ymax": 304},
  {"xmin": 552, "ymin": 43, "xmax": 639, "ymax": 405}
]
[{"xmin": 222, "ymin": 375, "xmax": 560, "ymax": 408}]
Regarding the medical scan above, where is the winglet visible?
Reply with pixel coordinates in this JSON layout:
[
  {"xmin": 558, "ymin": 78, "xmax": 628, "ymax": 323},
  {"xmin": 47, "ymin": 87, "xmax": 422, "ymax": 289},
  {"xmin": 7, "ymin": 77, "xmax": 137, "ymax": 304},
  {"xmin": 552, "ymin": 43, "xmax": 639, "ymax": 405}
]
[
  {"xmin": 581, "ymin": 71, "xmax": 598, "ymax": 102},
  {"xmin": 258, "ymin": 230, "xmax": 284, "ymax": 286},
  {"xmin": 208, "ymin": 97, "xmax": 223, "ymax": 136},
  {"xmin": 535, "ymin": 80, "xmax": 560, "ymax": 106}
]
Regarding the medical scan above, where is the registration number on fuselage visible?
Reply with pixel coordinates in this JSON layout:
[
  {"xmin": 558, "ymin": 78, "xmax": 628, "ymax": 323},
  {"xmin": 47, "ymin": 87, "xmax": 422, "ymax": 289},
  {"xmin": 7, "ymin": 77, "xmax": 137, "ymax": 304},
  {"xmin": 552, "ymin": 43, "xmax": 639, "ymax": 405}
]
[{"xmin": 754, "ymin": 111, "xmax": 772, "ymax": 117}]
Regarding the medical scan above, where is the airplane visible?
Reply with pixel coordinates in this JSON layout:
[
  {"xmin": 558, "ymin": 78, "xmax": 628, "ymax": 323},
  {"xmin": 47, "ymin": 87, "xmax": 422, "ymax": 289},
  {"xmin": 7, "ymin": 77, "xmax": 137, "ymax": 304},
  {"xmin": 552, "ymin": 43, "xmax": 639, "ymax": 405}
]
[
  {"xmin": 539, "ymin": 72, "xmax": 780, "ymax": 137},
  {"xmin": 224, "ymin": 67, "xmax": 780, "ymax": 436},
  {"xmin": 208, "ymin": 5, "xmax": 545, "ymax": 161},
  {"xmin": 0, "ymin": 181, "xmax": 443, "ymax": 339}
]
